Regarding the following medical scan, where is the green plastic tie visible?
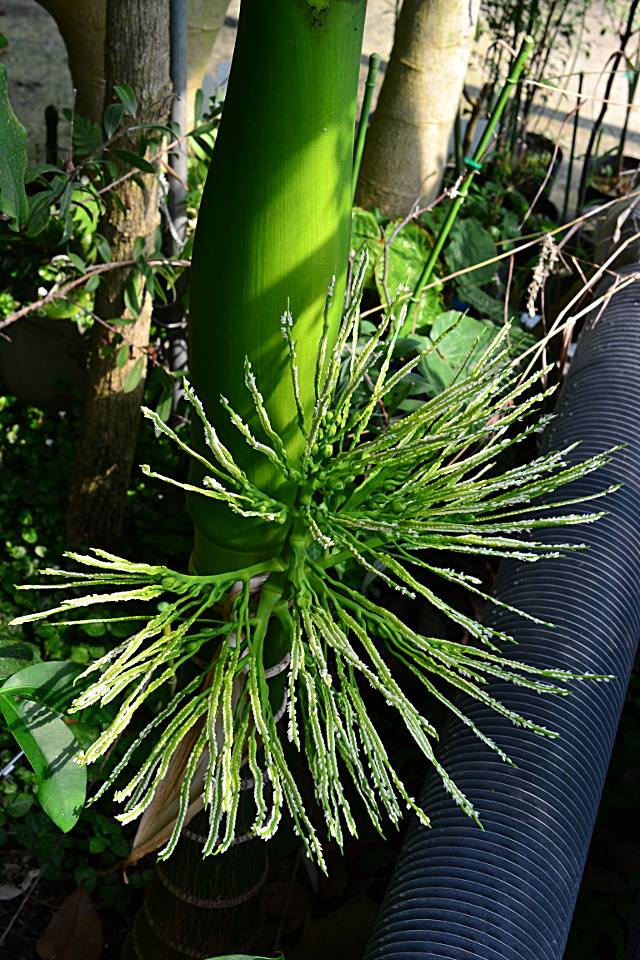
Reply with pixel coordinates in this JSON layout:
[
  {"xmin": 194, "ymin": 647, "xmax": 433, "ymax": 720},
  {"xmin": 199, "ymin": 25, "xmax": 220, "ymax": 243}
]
[{"xmin": 463, "ymin": 156, "xmax": 483, "ymax": 172}]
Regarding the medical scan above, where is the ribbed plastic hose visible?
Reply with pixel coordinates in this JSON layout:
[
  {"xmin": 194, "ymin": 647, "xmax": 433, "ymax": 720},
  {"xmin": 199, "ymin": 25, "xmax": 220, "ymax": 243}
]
[{"xmin": 365, "ymin": 267, "xmax": 640, "ymax": 960}]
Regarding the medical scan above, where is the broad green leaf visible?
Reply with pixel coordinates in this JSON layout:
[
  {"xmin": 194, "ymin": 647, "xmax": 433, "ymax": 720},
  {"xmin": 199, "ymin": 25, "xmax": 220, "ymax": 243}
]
[
  {"xmin": 0, "ymin": 62, "xmax": 28, "ymax": 224},
  {"xmin": 109, "ymin": 148, "xmax": 155, "ymax": 174},
  {"xmin": 94, "ymin": 232, "xmax": 112, "ymax": 263},
  {"xmin": 116, "ymin": 343, "xmax": 131, "ymax": 368},
  {"xmin": 419, "ymin": 311, "xmax": 497, "ymax": 396},
  {"xmin": 114, "ymin": 83, "xmax": 137, "ymax": 117},
  {"xmin": 155, "ymin": 392, "xmax": 172, "ymax": 423},
  {"xmin": 0, "ymin": 639, "xmax": 33, "ymax": 679},
  {"xmin": 124, "ymin": 269, "xmax": 143, "ymax": 316},
  {"xmin": 43, "ymin": 288, "xmax": 93, "ymax": 321},
  {"xmin": 194, "ymin": 87, "xmax": 204, "ymax": 123},
  {"xmin": 66, "ymin": 252, "xmax": 85, "ymax": 273},
  {"xmin": 24, "ymin": 162, "xmax": 61, "ymax": 184},
  {"xmin": 103, "ymin": 102, "xmax": 125, "ymax": 138},
  {"xmin": 26, "ymin": 188, "xmax": 54, "ymax": 236},
  {"xmin": 456, "ymin": 279, "xmax": 505, "ymax": 322},
  {"xmin": 0, "ymin": 694, "xmax": 86, "ymax": 831},
  {"xmin": 5, "ymin": 791, "xmax": 33, "ymax": 818},
  {"xmin": 419, "ymin": 311, "xmax": 533, "ymax": 396},
  {"xmin": 374, "ymin": 220, "xmax": 443, "ymax": 334},
  {"xmin": 123, "ymin": 355, "xmax": 145, "ymax": 393},
  {"xmin": 445, "ymin": 217, "xmax": 498, "ymax": 287},
  {"xmin": 1, "ymin": 660, "xmax": 82, "ymax": 711}
]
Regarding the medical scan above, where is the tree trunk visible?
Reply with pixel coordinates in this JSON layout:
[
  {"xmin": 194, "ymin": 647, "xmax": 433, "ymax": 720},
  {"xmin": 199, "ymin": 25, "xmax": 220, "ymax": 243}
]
[
  {"xmin": 355, "ymin": 0, "xmax": 480, "ymax": 217},
  {"xmin": 38, "ymin": 0, "xmax": 106, "ymax": 121},
  {"xmin": 187, "ymin": 0, "xmax": 230, "ymax": 123},
  {"xmin": 37, "ymin": 0, "xmax": 228, "ymax": 125},
  {"xmin": 65, "ymin": 0, "xmax": 171, "ymax": 547}
]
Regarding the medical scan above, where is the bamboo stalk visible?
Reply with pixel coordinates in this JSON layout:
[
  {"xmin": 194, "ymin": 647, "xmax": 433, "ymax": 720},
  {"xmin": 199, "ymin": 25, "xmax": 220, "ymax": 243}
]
[
  {"xmin": 510, "ymin": 1, "xmax": 539, "ymax": 153},
  {"xmin": 352, "ymin": 52, "xmax": 381, "ymax": 200},
  {"xmin": 406, "ymin": 35, "xmax": 534, "ymax": 331}
]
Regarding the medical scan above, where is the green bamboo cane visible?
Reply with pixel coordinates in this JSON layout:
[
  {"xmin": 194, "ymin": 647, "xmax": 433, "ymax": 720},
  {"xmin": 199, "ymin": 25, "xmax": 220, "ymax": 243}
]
[
  {"xmin": 352, "ymin": 52, "xmax": 381, "ymax": 200},
  {"xmin": 188, "ymin": 0, "xmax": 367, "ymax": 574},
  {"xmin": 405, "ymin": 35, "xmax": 534, "ymax": 333}
]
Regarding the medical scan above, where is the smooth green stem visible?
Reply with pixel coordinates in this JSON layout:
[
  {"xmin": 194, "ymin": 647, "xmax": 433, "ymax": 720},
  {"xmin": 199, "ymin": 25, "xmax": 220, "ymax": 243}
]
[
  {"xmin": 188, "ymin": 0, "xmax": 367, "ymax": 574},
  {"xmin": 405, "ymin": 35, "xmax": 534, "ymax": 333},
  {"xmin": 510, "ymin": 3, "xmax": 539, "ymax": 152},
  {"xmin": 178, "ymin": 557, "xmax": 287, "ymax": 588},
  {"xmin": 352, "ymin": 52, "xmax": 381, "ymax": 200},
  {"xmin": 252, "ymin": 576, "xmax": 284, "ymax": 703}
]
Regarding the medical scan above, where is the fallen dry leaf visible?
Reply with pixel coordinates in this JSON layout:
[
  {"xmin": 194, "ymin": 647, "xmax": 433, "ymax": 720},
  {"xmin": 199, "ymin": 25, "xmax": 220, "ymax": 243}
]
[{"xmin": 36, "ymin": 887, "xmax": 103, "ymax": 960}]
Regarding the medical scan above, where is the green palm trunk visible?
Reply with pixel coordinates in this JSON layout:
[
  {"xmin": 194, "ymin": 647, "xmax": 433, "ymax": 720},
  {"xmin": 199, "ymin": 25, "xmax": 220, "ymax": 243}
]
[{"xmin": 188, "ymin": 0, "xmax": 367, "ymax": 573}]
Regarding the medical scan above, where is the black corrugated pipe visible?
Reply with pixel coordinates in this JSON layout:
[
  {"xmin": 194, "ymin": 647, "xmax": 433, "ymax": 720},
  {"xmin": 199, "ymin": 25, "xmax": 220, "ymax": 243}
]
[{"xmin": 365, "ymin": 265, "xmax": 640, "ymax": 960}]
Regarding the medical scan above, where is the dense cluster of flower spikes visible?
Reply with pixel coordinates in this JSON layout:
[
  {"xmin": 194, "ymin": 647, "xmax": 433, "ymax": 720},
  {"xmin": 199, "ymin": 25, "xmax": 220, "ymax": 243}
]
[{"xmin": 15, "ymin": 272, "xmax": 615, "ymax": 871}]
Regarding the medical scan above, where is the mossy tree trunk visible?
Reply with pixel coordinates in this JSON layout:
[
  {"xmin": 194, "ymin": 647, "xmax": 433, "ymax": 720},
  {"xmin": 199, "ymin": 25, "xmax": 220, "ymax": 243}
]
[
  {"xmin": 65, "ymin": 0, "xmax": 171, "ymax": 547},
  {"xmin": 355, "ymin": 0, "xmax": 480, "ymax": 217}
]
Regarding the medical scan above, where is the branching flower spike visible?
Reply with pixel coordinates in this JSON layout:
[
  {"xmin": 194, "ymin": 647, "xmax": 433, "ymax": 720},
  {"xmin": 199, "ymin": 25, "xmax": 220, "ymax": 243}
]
[{"xmin": 13, "ymin": 295, "xmax": 617, "ymax": 871}]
